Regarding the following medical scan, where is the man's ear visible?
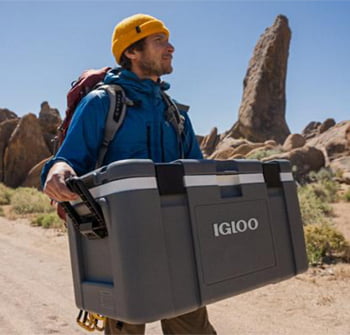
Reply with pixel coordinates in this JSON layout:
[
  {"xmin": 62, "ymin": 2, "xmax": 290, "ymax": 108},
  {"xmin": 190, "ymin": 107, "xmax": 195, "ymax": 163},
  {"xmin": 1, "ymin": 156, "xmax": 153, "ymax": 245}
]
[{"xmin": 124, "ymin": 48, "xmax": 138, "ymax": 60}]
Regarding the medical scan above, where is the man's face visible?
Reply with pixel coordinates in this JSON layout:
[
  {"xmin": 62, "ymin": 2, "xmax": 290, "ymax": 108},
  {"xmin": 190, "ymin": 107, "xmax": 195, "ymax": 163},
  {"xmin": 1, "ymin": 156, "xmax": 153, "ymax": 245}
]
[{"xmin": 133, "ymin": 33, "xmax": 174, "ymax": 79}]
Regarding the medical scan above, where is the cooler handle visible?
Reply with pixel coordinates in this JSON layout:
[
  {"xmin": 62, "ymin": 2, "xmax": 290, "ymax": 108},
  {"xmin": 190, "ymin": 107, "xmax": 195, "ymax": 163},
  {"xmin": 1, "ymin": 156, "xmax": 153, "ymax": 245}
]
[{"xmin": 61, "ymin": 177, "xmax": 108, "ymax": 240}]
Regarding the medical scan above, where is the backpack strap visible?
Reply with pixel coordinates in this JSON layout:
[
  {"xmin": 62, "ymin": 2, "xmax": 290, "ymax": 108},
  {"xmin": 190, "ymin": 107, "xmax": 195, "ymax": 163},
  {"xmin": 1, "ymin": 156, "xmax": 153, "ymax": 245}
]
[
  {"xmin": 95, "ymin": 84, "xmax": 134, "ymax": 168},
  {"xmin": 160, "ymin": 91, "xmax": 186, "ymax": 159}
]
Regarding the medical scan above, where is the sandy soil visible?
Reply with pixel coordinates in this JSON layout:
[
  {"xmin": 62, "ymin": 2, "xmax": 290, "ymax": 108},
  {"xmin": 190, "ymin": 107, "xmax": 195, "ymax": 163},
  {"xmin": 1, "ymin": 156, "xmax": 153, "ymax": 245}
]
[{"xmin": 0, "ymin": 202, "xmax": 349, "ymax": 335}]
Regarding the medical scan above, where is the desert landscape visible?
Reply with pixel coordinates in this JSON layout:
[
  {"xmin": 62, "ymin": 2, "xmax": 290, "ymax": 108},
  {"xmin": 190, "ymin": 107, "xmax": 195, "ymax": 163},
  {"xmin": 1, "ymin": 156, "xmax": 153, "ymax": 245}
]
[{"xmin": 1, "ymin": 12, "xmax": 349, "ymax": 335}]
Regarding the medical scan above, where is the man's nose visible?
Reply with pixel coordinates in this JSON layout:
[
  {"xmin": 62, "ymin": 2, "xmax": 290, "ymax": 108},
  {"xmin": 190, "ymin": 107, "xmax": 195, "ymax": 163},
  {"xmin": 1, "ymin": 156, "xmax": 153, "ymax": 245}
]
[{"xmin": 167, "ymin": 42, "xmax": 175, "ymax": 53}]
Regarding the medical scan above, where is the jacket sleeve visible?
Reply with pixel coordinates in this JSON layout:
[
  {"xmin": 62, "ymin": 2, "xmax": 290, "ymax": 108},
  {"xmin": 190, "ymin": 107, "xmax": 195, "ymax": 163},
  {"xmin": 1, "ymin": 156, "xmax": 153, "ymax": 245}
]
[
  {"xmin": 40, "ymin": 91, "xmax": 109, "ymax": 186},
  {"xmin": 181, "ymin": 112, "xmax": 203, "ymax": 159}
]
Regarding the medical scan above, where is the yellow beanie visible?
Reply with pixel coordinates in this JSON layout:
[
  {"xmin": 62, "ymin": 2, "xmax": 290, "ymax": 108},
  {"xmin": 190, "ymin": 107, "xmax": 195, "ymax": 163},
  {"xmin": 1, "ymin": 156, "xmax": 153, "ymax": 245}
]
[{"xmin": 111, "ymin": 14, "xmax": 170, "ymax": 64}]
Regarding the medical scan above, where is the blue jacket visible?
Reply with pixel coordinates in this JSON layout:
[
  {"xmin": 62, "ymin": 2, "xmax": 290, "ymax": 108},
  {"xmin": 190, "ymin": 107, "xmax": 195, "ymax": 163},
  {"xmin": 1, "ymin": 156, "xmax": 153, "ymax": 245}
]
[{"xmin": 41, "ymin": 68, "xmax": 203, "ymax": 185}]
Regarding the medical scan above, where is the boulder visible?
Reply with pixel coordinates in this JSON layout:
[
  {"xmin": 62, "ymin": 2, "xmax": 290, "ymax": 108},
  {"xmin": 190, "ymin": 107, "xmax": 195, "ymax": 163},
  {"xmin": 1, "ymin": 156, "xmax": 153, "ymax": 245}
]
[
  {"xmin": 0, "ymin": 119, "xmax": 19, "ymax": 182},
  {"xmin": 319, "ymin": 118, "xmax": 336, "ymax": 134},
  {"xmin": 226, "ymin": 15, "xmax": 291, "ymax": 144},
  {"xmin": 3, "ymin": 114, "xmax": 51, "ymax": 188},
  {"xmin": 262, "ymin": 145, "xmax": 325, "ymax": 180},
  {"xmin": 283, "ymin": 133, "xmax": 306, "ymax": 151},
  {"xmin": 302, "ymin": 121, "xmax": 321, "ymax": 140}
]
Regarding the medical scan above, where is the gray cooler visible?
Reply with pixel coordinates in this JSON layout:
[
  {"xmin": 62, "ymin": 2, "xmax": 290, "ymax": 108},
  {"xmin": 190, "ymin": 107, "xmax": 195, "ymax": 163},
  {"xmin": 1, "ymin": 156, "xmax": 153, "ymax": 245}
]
[{"xmin": 64, "ymin": 159, "xmax": 308, "ymax": 323}]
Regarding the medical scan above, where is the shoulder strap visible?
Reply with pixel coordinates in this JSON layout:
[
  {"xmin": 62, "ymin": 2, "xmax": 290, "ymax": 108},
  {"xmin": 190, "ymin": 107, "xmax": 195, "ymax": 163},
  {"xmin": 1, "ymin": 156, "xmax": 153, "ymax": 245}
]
[
  {"xmin": 161, "ymin": 91, "xmax": 187, "ymax": 159},
  {"xmin": 95, "ymin": 84, "xmax": 134, "ymax": 168},
  {"xmin": 160, "ymin": 91, "xmax": 186, "ymax": 136}
]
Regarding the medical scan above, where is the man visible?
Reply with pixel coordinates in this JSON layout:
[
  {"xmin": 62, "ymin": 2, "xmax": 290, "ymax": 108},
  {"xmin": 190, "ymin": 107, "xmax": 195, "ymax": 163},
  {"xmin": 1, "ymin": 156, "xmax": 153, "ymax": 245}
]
[{"xmin": 42, "ymin": 14, "xmax": 216, "ymax": 335}]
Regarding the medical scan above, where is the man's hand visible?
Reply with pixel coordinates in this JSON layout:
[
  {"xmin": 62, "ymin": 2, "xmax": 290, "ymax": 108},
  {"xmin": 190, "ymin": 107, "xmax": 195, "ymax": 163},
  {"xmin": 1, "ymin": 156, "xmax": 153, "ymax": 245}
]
[{"xmin": 43, "ymin": 162, "xmax": 79, "ymax": 202}]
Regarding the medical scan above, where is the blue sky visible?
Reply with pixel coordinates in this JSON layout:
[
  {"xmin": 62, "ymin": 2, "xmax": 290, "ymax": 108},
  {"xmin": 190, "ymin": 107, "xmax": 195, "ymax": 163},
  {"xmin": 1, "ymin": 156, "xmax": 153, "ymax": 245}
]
[{"xmin": 1, "ymin": 0, "xmax": 349, "ymax": 136}]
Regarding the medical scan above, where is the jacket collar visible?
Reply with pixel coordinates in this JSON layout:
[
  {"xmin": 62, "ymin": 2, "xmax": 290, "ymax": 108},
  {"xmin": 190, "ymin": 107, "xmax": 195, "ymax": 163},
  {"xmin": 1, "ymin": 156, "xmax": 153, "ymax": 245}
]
[{"xmin": 104, "ymin": 67, "xmax": 170, "ymax": 96}]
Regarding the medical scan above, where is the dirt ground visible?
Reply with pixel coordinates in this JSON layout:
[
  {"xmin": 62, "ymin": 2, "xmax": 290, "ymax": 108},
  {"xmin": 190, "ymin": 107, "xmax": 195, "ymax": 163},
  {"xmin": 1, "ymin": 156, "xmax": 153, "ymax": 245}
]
[{"xmin": 0, "ymin": 201, "xmax": 349, "ymax": 335}]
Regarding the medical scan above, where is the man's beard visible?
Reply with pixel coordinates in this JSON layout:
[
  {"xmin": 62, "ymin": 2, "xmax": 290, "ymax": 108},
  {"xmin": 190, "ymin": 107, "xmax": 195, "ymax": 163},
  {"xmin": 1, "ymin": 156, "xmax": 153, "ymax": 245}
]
[{"xmin": 139, "ymin": 58, "xmax": 173, "ymax": 77}]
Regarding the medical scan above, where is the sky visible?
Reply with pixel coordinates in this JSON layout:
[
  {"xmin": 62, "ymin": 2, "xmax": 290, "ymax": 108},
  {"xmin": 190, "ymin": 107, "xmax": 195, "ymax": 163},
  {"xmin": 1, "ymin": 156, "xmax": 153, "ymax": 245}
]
[{"xmin": 1, "ymin": 0, "xmax": 349, "ymax": 136}]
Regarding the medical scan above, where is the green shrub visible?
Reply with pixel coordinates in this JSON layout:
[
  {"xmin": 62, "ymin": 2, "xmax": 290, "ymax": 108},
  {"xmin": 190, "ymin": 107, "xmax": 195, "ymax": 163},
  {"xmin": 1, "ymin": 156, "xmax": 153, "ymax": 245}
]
[
  {"xmin": 0, "ymin": 207, "xmax": 4, "ymax": 217},
  {"xmin": 308, "ymin": 168, "xmax": 334, "ymax": 183},
  {"xmin": 31, "ymin": 213, "xmax": 64, "ymax": 229},
  {"xmin": 307, "ymin": 168, "xmax": 340, "ymax": 203},
  {"xmin": 11, "ymin": 187, "xmax": 54, "ymax": 215},
  {"xmin": 298, "ymin": 185, "xmax": 332, "ymax": 225},
  {"xmin": 304, "ymin": 223, "xmax": 349, "ymax": 265},
  {"xmin": 0, "ymin": 183, "xmax": 14, "ymax": 205},
  {"xmin": 246, "ymin": 148, "xmax": 283, "ymax": 161}
]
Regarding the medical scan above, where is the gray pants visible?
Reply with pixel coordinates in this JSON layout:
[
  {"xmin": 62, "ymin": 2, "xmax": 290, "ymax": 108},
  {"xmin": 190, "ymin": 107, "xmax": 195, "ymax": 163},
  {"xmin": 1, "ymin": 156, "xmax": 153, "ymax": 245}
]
[{"xmin": 104, "ymin": 307, "xmax": 216, "ymax": 335}]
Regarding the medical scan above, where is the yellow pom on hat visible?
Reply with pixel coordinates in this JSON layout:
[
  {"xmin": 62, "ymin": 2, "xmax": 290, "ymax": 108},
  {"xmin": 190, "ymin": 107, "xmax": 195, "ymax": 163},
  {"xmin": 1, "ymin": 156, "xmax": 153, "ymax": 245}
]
[{"xmin": 111, "ymin": 13, "xmax": 170, "ymax": 64}]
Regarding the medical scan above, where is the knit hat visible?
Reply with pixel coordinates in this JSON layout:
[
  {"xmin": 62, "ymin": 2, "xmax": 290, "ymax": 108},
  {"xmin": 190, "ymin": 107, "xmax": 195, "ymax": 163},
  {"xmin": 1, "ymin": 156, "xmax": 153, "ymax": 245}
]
[{"xmin": 111, "ymin": 14, "xmax": 170, "ymax": 64}]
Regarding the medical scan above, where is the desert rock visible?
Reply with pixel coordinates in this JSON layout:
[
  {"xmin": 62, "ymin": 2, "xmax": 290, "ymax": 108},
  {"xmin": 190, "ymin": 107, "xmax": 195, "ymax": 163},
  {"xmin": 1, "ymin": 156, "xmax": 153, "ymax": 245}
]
[
  {"xmin": 283, "ymin": 133, "xmax": 306, "ymax": 151},
  {"xmin": 39, "ymin": 101, "xmax": 62, "ymax": 154},
  {"xmin": 262, "ymin": 145, "xmax": 325, "ymax": 181},
  {"xmin": 227, "ymin": 15, "xmax": 291, "ymax": 144},
  {"xmin": 0, "ymin": 108, "xmax": 18, "ymax": 122},
  {"xmin": 0, "ymin": 119, "xmax": 19, "ymax": 182},
  {"xmin": 3, "ymin": 114, "xmax": 51, "ymax": 187}
]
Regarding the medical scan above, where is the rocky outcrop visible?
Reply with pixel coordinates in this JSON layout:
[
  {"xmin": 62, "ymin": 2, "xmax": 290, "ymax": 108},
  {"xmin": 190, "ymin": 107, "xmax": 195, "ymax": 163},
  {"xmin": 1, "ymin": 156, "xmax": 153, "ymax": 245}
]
[
  {"xmin": 226, "ymin": 15, "xmax": 291, "ymax": 144},
  {"xmin": 302, "ymin": 121, "xmax": 322, "ymax": 140},
  {"xmin": 0, "ymin": 119, "xmax": 20, "ymax": 182},
  {"xmin": 0, "ymin": 108, "xmax": 18, "ymax": 122},
  {"xmin": 302, "ymin": 118, "xmax": 336, "ymax": 139},
  {"xmin": 38, "ymin": 101, "xmax": 61, "ymax": 154},
  {"xmin": 306, "ymin": 121, "xmax": 350, "ymax": 161},
  {"xmin": 208, "ymin": 120, "xmax": 349, "ymax": 183},
  {"xmin": 209, "ymin": 138, "xmax": 280, "ymax": 160},
  {"xmin": 319, "ymin": 118, "xmax": 336, "ymax": 134},
  {"xmin": 3, "ymin": 114, "xmax": 51, "ymax": 188},
  {"xmin": 200, "ymin": 127, "xmax": 220, "ymax": 157}
]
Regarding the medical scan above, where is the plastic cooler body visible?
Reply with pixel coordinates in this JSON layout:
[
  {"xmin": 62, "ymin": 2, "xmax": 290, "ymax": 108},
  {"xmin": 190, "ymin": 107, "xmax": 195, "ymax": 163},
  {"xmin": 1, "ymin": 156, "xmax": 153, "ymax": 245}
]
[{"xmin": 66, "ymin": 158, "xmax": 308, "ymax": 323}]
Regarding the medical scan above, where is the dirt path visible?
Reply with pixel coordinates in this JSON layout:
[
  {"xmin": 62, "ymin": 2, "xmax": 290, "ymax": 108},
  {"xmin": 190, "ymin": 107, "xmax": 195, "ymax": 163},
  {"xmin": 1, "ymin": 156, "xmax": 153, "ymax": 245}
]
[{"xmin": 0, "ymin": 216, "xmax": 349, "ymax": 335}]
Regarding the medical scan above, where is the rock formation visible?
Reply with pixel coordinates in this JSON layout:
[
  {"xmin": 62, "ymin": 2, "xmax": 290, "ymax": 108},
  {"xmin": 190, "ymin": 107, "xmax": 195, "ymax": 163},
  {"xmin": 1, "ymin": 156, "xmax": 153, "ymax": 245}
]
[
  {"xmin": 200, "ymin": 127, "xmax": 220, "ymax": 157},
  {"xmin": 0, "ymin": 108, "xmax": 18, "ymax": 122},
  {"xmin": 3, "ymin": 113, "xmax": 51, "ymax": 188},
  {"xmin": 262, "ymin": 145, "xmax": 326, "ymax": 181},
  {"xmin": 226, "ymin": 15, "xmax": 291, "ymax": 144},
  {"xmin": 0, "ymin": 119, "xmax": 19, "ymax": 182},
  {"xmin": 302, "ymin": 118, "xmax": 336, "ymax": 139},
  {"xmin": 282, "ymin": 134, "xmax": 306, "ymax": 151},
  {"xmin": 302, "ymin": 121, "xmax": 322, "ymax": 140},
  {"xmin": 205, "ymin": 118, "xmax": 349, "ymax": 184},
  {"xmin": 38, "ymin": 101, "xmax": 61, "ymax": 154},
  {"xmin": 306, "ymin": 121, "xmax": 349, "ymax": 161}
]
